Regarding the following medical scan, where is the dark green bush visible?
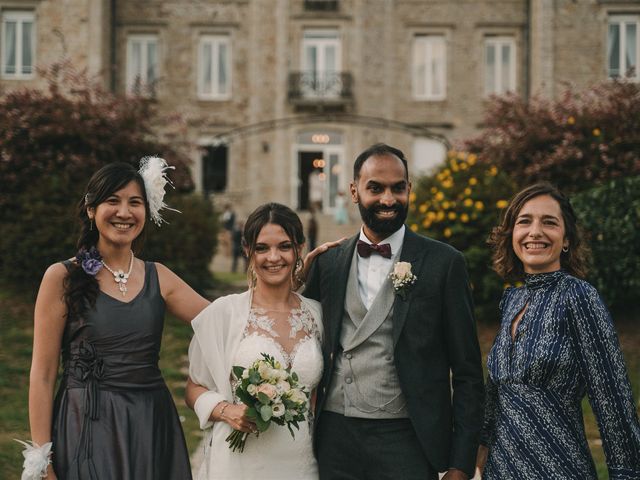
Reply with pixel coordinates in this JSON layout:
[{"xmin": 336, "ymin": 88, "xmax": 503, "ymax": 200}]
[
  {"xmin": 144, "ymin": 195, "xmax": 218, "ymax": 294},
  {"xmin": 572, "ymin": 177, "xmax": 640, "ymax": 310}
]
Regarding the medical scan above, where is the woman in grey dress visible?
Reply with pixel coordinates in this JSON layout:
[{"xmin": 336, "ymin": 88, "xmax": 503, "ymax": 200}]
[{"xmin": 25, "ymin": 160, "xmax": 209, "ymax": 479}]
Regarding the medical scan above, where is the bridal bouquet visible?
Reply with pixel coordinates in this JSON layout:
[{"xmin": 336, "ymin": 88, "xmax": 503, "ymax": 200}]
[{"xmin": 227, "ymin": 353, "xmax": 310, "ymax": 452}]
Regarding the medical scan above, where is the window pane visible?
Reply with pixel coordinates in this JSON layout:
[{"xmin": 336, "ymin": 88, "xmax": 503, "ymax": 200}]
[
  {"xmin": 22, "ymin": 21, "xmax": 32, "ymax": 74},
  {"xmin": 4, "ymin": 21, "xmax": 16, "ymax": 74},
  {"xmin": 305, "ymin": 45, "xmax": 317, "ymax": 73},
  {"xmin": 132, "ymin": 42, "xmax": 142, "ymax": 78},
  {"xmin": 609, "ymin": 23, "xmax": 621, "ymax": 77},
  {"xmin": 325, "ymin": 45, "xmax": 336, "ymax": 73},
  {"xmin": 501, "ymin": 44, "xmax": 511, "ymax": 92},
  {"xmin": 413, "ymin": 39, "xmax": 426, "ymax": 96},
  {"xmin": 147, "ymin": 41, "xmax": 157, "ymax": 83},
  {"xmin": 202, "ymin": 43, "xmax": 212, "ymax": 94},
  {"xmin": 218, "ymin": 43, "xmax": 227, "ymax": 94},
  {"xmin": 625, "ymin": 23, "xmax": 637, "ymax": 77},
  {"xmin": 432, "ymin": 39, "xmax": 445, "ymax": 96},
  {"xmin": 485, "ymin": 44, "xmax": 496, "ymax": 94}
]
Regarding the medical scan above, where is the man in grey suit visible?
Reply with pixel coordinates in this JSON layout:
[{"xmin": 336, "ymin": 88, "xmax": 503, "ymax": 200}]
[{"xmin": 304, "ymin": 143, "xmax": 484, "ymax": 480}]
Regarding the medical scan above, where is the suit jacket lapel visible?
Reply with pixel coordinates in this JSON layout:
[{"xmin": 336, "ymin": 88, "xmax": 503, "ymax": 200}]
[
  {"xmin": 328, "ymin": 235, "xmax": 358, "ymax": 351},
  {"xmin": 392, "ymin": 229, "xmax": 427, "ymax": 346},
  {"xmin": 344, "ymin": 272, "xmax": 395, "ymax": 351}
]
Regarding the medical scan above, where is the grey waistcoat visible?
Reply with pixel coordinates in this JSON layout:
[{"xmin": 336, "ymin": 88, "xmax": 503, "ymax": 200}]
[{"xmin": 324, "ymin": 248, "xmax": 408, "ymax": 418}]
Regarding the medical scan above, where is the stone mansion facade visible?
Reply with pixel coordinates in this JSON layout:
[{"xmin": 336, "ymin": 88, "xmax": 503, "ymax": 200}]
[{"xmin": 1, "ymin": 0, "xmax": 638, "ymax": 216}]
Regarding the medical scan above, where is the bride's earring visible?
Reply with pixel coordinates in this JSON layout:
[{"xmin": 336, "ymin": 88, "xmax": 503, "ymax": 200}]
[
  {"xmin": 292, "ymin": 257, "xmax": 304, "ymax": 289},
  {"xmin": 247, "ymin": 263, "xmax": 257, "ymax": 288}
]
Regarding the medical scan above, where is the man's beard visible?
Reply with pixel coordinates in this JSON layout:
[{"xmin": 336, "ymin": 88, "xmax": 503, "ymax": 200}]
[{"xmin": 358, "ymin": 202, "xmax": 408, "ymax": 236}]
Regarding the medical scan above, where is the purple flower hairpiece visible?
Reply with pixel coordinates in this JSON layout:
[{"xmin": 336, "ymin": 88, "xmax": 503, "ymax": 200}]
[{"xmin": 76, "ymin": 247, "xmax": 103, "ymax": 276}]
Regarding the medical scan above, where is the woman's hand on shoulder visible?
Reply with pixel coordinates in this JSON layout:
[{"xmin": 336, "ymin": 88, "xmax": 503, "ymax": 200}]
[{"xmin": 155, "ymin": 262, "xmax": 210, "ymax": 324}]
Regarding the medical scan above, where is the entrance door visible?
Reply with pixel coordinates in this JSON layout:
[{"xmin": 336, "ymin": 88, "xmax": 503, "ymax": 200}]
[{"xmin": 298, "ymin": 151, "xmax": 323, "ymax": 211}]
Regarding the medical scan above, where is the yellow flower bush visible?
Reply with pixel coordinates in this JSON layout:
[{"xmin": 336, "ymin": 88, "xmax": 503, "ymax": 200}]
[{"xmin": 408, "ymin": 150, "xmax": 517, "ymax": 314}]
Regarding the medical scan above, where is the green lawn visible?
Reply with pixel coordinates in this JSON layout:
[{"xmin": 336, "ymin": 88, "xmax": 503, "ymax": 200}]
[{"xmin": 1, "ymin": 286, "xmax": 638, "ymax": 478}]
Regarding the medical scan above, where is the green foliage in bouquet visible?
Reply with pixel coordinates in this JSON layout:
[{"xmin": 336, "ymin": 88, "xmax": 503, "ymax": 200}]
[
  {"xmin": 408, "ymin": 151, "xmax": 517, "ymax": 320},
  {"xmin": 228, "ymin": 353, "xmax": 309, "ymax": 452}
]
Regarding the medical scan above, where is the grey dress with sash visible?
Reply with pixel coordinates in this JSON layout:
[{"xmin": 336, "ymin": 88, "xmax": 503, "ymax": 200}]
[{"xmin": 52, "ymin": 261, "xmax": 192, "ymax": 480}]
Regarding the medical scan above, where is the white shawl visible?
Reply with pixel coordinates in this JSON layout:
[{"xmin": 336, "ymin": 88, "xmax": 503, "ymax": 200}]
[{"xmin": 188, "ymin": 290, "xmax": 323, "ymax": 430}]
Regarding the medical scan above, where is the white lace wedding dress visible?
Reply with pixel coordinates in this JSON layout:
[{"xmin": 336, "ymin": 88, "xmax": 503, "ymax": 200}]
[{"xmin": 200, "ymin": 301, "xmax": 323, "ymax": 480}]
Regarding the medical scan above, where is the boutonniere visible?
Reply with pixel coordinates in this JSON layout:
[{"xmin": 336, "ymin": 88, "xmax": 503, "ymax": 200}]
[{"xmin": 390, "ymin": 261, "xmax": 417, "ymax": 300}]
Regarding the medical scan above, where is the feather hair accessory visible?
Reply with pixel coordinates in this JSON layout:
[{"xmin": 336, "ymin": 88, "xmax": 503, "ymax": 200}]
[
  {"xmin": 14, "ymin": 439, "xmax": 52, "ymax": 480},
  {"xmin": 138, "ymin": 156, "xmax": 180, "ymax": 226}
]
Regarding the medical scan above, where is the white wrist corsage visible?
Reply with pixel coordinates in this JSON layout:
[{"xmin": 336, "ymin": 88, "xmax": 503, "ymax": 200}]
[
  {"xmin": 390, "ymin": 261, "xmax": 417, "ymax": 300},
  {"xmin": 14, "ymin": 439, "xmax": 52, "ymax": 479},
  {"xmin": 138, "ymin": 156, "xmax": 180, "ymax": 226}
]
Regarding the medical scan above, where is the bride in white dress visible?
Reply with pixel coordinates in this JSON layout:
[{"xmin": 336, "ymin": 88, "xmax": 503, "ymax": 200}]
[{"xmin": 186, "ymin": 203, "xmax": 324, "ymax": 480}]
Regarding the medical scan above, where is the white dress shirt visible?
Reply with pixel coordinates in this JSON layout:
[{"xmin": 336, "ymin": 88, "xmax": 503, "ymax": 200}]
[{"xmin": 356, "ymin": 225, "xmax": 405, "ymax": 309}]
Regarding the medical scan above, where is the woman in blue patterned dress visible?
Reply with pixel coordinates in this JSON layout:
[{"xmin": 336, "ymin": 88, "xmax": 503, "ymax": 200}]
[{"xmin": 476, "ymin": 183, "xmax": 640, "ymax": 479}]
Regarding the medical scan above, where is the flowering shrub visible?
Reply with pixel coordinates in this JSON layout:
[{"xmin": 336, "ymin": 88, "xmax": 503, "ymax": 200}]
[
  {"xmin": 408, "ymin": 151, "xmax": 517, "ymax": 318},
  {"xmin": 464, "ymin": 81, "xmax": 640, "ymax": 193}
]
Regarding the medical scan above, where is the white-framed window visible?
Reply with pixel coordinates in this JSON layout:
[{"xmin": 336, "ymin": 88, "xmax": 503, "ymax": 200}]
[
  {"xmin": 1, "ymin": 11, "xmax": 35, "ymax": 78},
  {"xmin": 126, "ymin": 34, "xmax": 159, "ymax": 96},
  {"xmin": 412, "ymin": 35, "xmax": 446, "ymax": 100},
  {"xmin": 198, "ymin": 35, "xmax": 231, "ymax": 100},
  {"xmin": 608, "ymin": 15, "xmax": 639, "ymax": 80},
  {"xmin": 301, "ymin": 29, "xmax": 341, "ymax": 97},
  {"xmin": 484, "ymin": 36, "xmax": 516, "ymax": 96}
]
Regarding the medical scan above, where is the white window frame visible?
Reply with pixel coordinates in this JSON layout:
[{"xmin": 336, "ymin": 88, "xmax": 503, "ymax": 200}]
[
  {"xmin": 126, "ymin": 34, "xmax": 159, "ymax": 96},
  {"xmin": 608, "ymin": 14, "xmax": 640, "ymax": 81},
  {"xmin": 301, "ymin": 29, "xmax": 341, "ymax": 98},
  {"xmin": 412, "ymin": 35, "xmax": 447, "ymax": 101},
  {"xmin": 198, "ymin": 35, "xmax": 232, "ymax": 101},
  {"xmin": 1, "ymin": 10, "xmax": 35, "ymax": 79},
  {"xmin": 484, "ymin": 36, "xmax": 516, "ymax": 96}
]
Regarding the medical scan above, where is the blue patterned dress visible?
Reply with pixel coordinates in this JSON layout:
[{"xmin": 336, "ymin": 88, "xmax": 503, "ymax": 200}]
[{"xmin": 481, "ymin": 270, "xmax": 640, "ymax": 479}]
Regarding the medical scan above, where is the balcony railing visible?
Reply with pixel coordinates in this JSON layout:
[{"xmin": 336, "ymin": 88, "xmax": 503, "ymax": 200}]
[
  {"xmin": 288, "ymin": 72, "xmax": 353, "ymax": 108},
  {"xmin": 304, "ymin": 0, "xmax": 339, "ymax": 11}
]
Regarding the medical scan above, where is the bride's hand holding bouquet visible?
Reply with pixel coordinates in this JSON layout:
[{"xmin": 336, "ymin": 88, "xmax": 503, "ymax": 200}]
[{"xmin": 225, "ymin": 353, "xmax": 310, "ymax": 452}]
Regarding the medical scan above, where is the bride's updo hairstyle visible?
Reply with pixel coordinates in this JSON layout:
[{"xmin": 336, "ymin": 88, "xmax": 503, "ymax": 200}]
[
  {"xmin": 64, "ymin": 163, "xmax": 150, "ymax": 321},
  {"xmin": 242, "ymin": 203, "xmax": 306, "ymax": 287}
]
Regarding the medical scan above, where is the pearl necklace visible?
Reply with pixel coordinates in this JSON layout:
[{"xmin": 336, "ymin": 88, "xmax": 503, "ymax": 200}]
[{"xmin": 102, "ymin": 251, "xmax": 134, "ymax": 296}]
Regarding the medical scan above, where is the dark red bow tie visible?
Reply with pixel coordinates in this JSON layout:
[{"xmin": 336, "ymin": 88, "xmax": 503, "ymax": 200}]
[{"xmin": 357, "ymin": 240, "xmax": 392, "ymax": 259}]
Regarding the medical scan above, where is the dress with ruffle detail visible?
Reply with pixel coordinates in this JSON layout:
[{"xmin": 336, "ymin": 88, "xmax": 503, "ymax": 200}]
[{"xmin": 52, "ymin": 261, "xmax": 192, "ymax": 480}]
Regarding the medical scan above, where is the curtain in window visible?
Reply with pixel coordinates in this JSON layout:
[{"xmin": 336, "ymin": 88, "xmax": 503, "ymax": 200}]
[
  {"xmin": 218, "ymin": 42, "xmax": 227, "ymax": 94},
  {"xmin": 608, "ymin": 23, "xmax": 621, "ymax": 77},
  {"xmin": 626, "ymin": 23, "xmax": 637, "ymax": 77},
  {"xmin": 3, "ymin": 21, "xmax": 16, "ymax": 74},
  {"xmin": 202, "ymin": 42, "xmax": 213, "ymax": 95},
  {"xmin": 22, "ymin": 20, "xmax": 32, "ymax": 74}
]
